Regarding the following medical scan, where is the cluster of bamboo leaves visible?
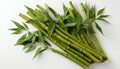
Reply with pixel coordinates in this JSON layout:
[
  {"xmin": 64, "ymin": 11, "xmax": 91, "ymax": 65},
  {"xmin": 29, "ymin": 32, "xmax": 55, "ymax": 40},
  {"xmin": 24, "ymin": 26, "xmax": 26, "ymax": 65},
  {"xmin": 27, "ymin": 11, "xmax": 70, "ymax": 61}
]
[{"xmin": 10, "ymin": 1, "xmax": 109, "ymax": 68}]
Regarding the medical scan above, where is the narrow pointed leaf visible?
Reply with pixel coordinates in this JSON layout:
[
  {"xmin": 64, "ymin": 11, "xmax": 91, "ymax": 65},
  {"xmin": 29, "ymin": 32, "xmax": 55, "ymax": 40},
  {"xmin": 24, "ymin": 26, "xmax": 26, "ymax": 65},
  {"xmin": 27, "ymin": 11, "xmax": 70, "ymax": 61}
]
[
  {"xmin": 33, "ymin": 46, "xmax": 47, "ymax": 59},
  {"xmin": 16, "ymin": 34, "xmax": 27, "ymax": 45},
  {"xmin": 12, "ymin": 31, "xmax": 22, "ymax": 34},
  {"xmin": 25, "ymin": 45, "xmax": 36, "ymax": 52},
  {"xmin": 97, "ymin": 8, "xmax": 105, "ymax": 15},
  {"xmin": 64, "ymin": 22, "xmax": 77, "ymax": 27},
  {"xmin": 97, "ymin": 15, "xmax": 109, "ymax": 19},
  {"xmin": 32, "ymin": 35, "xmax": 36, "ymax": 43},
  {"xmin": 95, "ymin": 22, "xmax": 103, "ymax": 34},
  {"xmin": 9, "ymin": 28, "xmax": 21, "ymax": 31},
  {"xmin": 23, "ymin": 43, "xmax": 32, "ymax": 50},
  {"xmin": 25, "ymin": 6, "xmax": 35, "ymax": 16},
  {"xmin": 48, "ymin": 22, "xmax": 55, "ymax": 36},
  {"xmin": 89, "ymin": 5, "xmax": 96, "ymax": 18},
  {"xmin": 23, "ymin": 23, "xmax": 29, "ymax": 29},
  {"xmin": 46, "ymin": 4, "xmax": 57, "ymax": 17},
  {"xmin": 24, "ymin": 32, "xmax": 35, "ymax": 41},
  {"xmin": 76, "ymin": 12, "xmax": 82, "ymax": 33},
  {"xmin": 99, "ymin": 19, "xmax": 109, "ymax": 23},
  {"xmin": 33, "ymin": 48, "xmax": 41, "ymax": 59},
  {"xmin": 63, "ymin": 4, "xmax": 68, "ymax": 15},
  {"xmin": 37, "ymin": 31, "xmax": 44, "ymax": 42},
  {"xmin": 12, "ymin": 20, "xmax": 25, "ymax": 29},
  {"xmin": 86, "ymin": 18, "xmax": 95, "ymax": 24}
]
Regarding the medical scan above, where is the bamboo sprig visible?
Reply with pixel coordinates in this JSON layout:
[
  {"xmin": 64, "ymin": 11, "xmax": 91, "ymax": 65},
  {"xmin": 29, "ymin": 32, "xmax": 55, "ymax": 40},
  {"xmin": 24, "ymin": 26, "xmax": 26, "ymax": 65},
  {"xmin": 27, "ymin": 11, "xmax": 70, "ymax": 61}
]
[{"xmin": 10, "ymin": 1, "xmax": 109, "ymax": 68}]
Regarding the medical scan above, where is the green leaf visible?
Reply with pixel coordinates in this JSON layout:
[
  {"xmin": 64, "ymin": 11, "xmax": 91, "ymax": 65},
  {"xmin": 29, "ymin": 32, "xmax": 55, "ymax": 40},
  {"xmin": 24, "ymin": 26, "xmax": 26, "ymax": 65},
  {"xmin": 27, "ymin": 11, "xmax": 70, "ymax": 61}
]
[
  {"xmin": 76, "ymin": 12, "xmax": 82, "ymax": 33},
  {"xmin": 98, "ymin": 19, "xmax": 109, "ymax": 23},
  {"xmin": 97, "ymin": 8, "xmax": 105, "ymax": 15},
  {"xmin": 24, "ymin": 32, "xmax": 35, "ymax": 41},
  {"xmin": 95, "ymin": 22, "xmax": 103, "ymax": 34},
  {"xmin": 23, "ymin": 43, "xmax": 32, "ymax": 50},
  {"xmin": 16, "ymin": 34, "xmax": 27, "ymax": 45},
  {"xmin": 80, "ymin": 3, "xmax": 88, "ymax": 19},
  {"xmin": 86, "ymin": 18, "xmax": 95, "ymax": 24},
  {"xmin": 89, "ymin": 5, "xmax": 96, "ymax": 18},
  {"xmin": 46, "ymin": 4, "xmax": 57, "ymax": 17},
  {"xmin": 25, "ymin": 6, "xmax": 35, "ymax": 16},
  {"xmin": 64, "ymin": 22, "xmax": 77, "ymax": 27},
  {"xmin": 48, "ymin": 22, "xmax": 55, "ymax": 36},
  {"xmin": 12, "ymin": 31, "xmax": 22, "ymax": 34},
  {"xmin": 63, "ymin": 4, "xmax": 68, "ymax": 15},
  {"xmin": 25, "ymin": 45, "xmax": 36, "ymax": 52},
  {"xmin": 37, "ymin": 31, "xmax": 44, "ymax": 42},
  {"xmin": 97, "ymin": 15, "xmax": 109, "ymax": 19},
  {"xmin": 23, "ymin": 23, "xmax": 29, "ymax": 29},
  {"xmin": 12, "ymin": 20, "xmax": 25, "ymax": 30},
  {"xmin": 33, "ymin": 46, "xmax": 48, "ymax": 59},
  {"xmin": 32, "ymin": 35, "xmax": 36, "ymax": 43},
  {"xmin": 33, "ymin": 48, "xmax": 41, "ymax": 59},
  {"xmin": 9, "ymin": 28, "xmax": 21, "ymax": 31}
]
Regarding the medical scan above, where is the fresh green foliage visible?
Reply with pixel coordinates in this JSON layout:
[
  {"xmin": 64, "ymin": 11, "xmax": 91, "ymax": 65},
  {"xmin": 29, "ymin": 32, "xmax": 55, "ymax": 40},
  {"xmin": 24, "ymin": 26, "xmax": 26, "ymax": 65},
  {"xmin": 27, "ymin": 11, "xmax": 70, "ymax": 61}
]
[
  {"xmin": 10, "ymin": 1, "xmax": 109, "ymax": 68},
  {"xmin": 97, "ymin": 8, "xmax": 105, "ymax": 15},
  {"xmin": 95, "ymin": 22, "xmax": 103, "ymax": 34}
]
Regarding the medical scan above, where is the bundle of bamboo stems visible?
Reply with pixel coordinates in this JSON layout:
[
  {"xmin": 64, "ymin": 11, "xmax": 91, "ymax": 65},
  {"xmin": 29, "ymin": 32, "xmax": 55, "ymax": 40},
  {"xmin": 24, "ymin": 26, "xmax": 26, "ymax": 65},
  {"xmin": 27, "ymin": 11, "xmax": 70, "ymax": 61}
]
[{"xmin": 10, "ymin": 1, "xmax": 109, "ymax": 68}]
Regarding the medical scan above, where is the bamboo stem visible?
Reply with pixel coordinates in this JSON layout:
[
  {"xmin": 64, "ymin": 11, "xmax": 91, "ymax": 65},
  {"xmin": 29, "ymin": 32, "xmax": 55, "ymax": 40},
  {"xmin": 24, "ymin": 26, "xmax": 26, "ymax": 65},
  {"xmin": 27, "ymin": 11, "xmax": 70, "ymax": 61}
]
[{"xmin": 51, "ymin": 48, "xmax": 87, "ymax": 68}]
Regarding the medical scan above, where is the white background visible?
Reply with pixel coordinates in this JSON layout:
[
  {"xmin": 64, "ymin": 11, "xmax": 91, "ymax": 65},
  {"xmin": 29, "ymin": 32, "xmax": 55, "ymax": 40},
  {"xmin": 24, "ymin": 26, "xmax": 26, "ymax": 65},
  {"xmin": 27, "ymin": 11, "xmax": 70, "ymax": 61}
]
[{"xmin": 0, "ymin": 0, "xmax": 120, "ymax": 69}]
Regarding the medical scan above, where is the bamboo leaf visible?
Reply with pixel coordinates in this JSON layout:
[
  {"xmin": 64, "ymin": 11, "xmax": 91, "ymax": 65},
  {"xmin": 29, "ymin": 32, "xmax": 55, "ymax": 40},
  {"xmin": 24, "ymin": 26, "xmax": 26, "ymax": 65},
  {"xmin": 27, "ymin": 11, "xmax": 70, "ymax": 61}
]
[
  {"xmin": 98, "ymin": 19, "xmax": 109, "ymax": 23},
  {"xmin": 33, "ymin": 48, "xmax": 41, "ymax": 59},
  {"xmin": 32, "ymin": 35, "xmax": 36, "ymax": 43},
  {"xmin": 16, "ymin": 34, "xmax": 27, "ymax": 45},
  {"xmin": 97, "ymin": 8, "xmax": 105, "ymax": 15},
  {"xmin": 76, "ymin": 12, "xmax": 82, "ymax": 33},
  {"xmin": 37, "ymin": 31, "xmax": 44, "ymax": 42},
  {"xmin": 64, "ymin": 22, "xmax": 77, "ymax": 27},
  {"xmin": 23, "ymin": 23, "xmax": 29, "ymax": 29},
  {"xmin": 95, "ymin": 22, "xmax": 103, "ymax": 34},
  {"xmin": 25, "ymin": 6, "xmax": 35, "ymax": 16},
  {"xmin": 89, "ymin": 5, "xmax": 96, "ymax": 18},
  {"xmin": 12, "ymin": 20, "xmax": 25, "ymax": 30},
  {"xmin": 86, "ymin": 18, "xmax": 95, "ymax": 24},
  {"xmin": 25, "ymin": 45, "xmax": 36, "ymax": 52},
  {"xmin": 45, "ymin": 4, "xmax": 57, "ymax": 17},
  {"xmin": 63, "ymin": 4, "xmax": 68, "ymax": 15},
  {"xmin": 33, "ymin": 46, "xmax": 48, "ymax": 59},
  {"xmin": 80, "ymin": 3, "xmax": 88, "ymax": 19},
  {"xmin": 23, "ymin": 43, "xmax": 32, "ymax": 50},
  {"xmin": 24, "ymin": 32, "xmax": 35, "ymax": 41},
  {"xmin": 48, "ymin": 22, "xmax": 55, "ymax": 36},
  {"xmin": 9, "ymin": 28, "xmax": 21, "ymax": 31},
  {"xmin": 97, "ymin": 15, "xmax": 109, "ymax": 19},
  {"xmin": 12, "ymin": 31, "xmax": 22, "ymax": 34}
]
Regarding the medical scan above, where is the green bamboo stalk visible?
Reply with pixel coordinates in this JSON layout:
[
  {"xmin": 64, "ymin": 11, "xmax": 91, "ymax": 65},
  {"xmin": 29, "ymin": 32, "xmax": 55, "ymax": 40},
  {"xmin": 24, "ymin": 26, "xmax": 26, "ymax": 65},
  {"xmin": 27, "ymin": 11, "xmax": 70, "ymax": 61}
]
[
  {"xmin": 19, "ymin": 12, "xmax": 101, "ymax": 62},
  {"xmin": 53, "ymin": 33, "xmax": 100, "ymax": 62},
  {"xmin": 24, "ymin": 7, "xmax": 103, "ymax": 60},
  {"xmin": 81, "ymin": 29, "xmax": 96, "ymax": 49},
  {"xmin": 51, "ymin": 48, "xmax": 87, "ymax": 68},
  {"xmin": 52, "ymin": 39, "xmax": 90, "ymax": 66},
  {"xmin": 32, "ymin": 23, "xmax": 91, "ymax": 66},
  {"xmin": 92, "ymin": 33, "xmax": 107, "ymax": 60},
  {"xmin": 19, "ymin": 13, "xmax": 93, "ymax": 63}
]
